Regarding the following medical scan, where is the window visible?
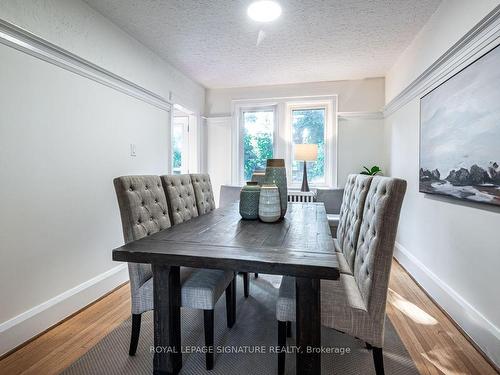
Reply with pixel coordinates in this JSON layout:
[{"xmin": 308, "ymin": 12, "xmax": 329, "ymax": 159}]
[
  {"xmin": 241, "ymin": 108, "xmax": 275, "ymax": 181},
  {"xmin": 291, "ymin": 108, "xmax": 326, "ymax": 184},
  {"xmin": 172, "ymin": 116, "xmax": 189, "ymax": 174},
  {"xmin": 234, "ymin": 97, "xmax": 335, "ymax": 187}
]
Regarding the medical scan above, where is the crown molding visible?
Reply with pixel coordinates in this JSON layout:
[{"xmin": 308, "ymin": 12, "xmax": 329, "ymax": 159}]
[
  {"xmin": 337, "ymin": 111, "xmax": 383, "ymax": 120},
  {"xmin": 0, "ymin": 18, "xmax": 171, "ymax": 111},
  {"xmin": 206, "ymin": 112, "xmax": 384, "ymax": 121},
  {"xmin": 384, "ymin": 5, "xmax": 500, "ymax": 117},
  {"xmin": 204, "ymin": 116, "xmax": 232, "ymax": 126},
  {"xmin": 203, "ymin": 114, "xmax": 232, "ymax": 120}
]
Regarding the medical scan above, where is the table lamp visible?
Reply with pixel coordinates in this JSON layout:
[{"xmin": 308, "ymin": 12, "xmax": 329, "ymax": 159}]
[{"xmin": 294, "ymin": 144, "xmax": 318, "ymax": 192}]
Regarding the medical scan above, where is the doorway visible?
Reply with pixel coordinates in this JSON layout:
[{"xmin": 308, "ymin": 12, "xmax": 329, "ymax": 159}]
[{"xmin": 172, "ymin": 104, "xmax": 198, "ymax": 174}]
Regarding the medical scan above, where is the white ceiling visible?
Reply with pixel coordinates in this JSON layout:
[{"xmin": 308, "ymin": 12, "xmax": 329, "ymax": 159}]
[{"xmin": 84, "ymin": 0, "xmax": 441, "ymax": 89}]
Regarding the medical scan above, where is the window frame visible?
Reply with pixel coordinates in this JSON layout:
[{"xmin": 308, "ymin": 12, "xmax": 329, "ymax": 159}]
[
  {"xmin": 286, "ymin": 101, "xmax": 334, "ymax": 188},
  {"xmin": 232, "ymin": 96, "xmax": 337, "ymax": 188},
  {"xmin": 233, "ymin": 102, "xmax": 279, "ymax": 185}
]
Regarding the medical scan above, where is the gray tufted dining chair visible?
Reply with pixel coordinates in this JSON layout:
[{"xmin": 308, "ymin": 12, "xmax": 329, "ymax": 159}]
[
  {"xmin": 275, "ymin": 174, "xmax": 372, "ymax": 371},
  {"xmin": 160, "ymin": 174, "xmax": 199, "ymax": 225},
  {"xmin": 316, "ymin": 188, "xmax": 345, "ymax": 237},
  {"xmin": 335, "ymin": 174, "xmax": 373, "ymax": 275},
  {"xmin": 113, "ymin": 175, "xmax": 235, "ymax": 370},
  {"xmin": 190, "ymin": 173, "xmax": 216, "ymax": 214},
  {"xmin": 275, "ymin": 176, "xmax": 407, "ymax": 375}
]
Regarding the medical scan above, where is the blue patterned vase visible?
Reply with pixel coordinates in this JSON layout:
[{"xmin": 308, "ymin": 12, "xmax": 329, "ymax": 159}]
[{"xmin": 239, "ymin": 181, "xmax": 261, "ymax": 220}]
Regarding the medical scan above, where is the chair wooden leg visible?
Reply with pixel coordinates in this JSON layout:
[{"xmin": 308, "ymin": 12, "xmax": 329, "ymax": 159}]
[
  {"xmin": 225, "ymin": 277, "xmax": 236, "ymax": 328},
  {"xmin": 129, "ymin": 314, "xmax": 141, "ymax": 356},
  {"xmin": 204, "ymin": 310, "xmax": 214, "ymax": 370},
  {"xmin": 243, "ymin": 272, "xmax": 249, "ymax": 298},
  {"xmin": 286, "ymin": 321, "xmax": 292, "ymax": 338},
  {"xmin": 278, "ymin": 320, "xmax": 287, "ymax": 375},
  {"xmin": 231, "ymin": 278, "xmax": 236, "ymax": 324},
  {"xmin": 373, "ymin": 347, "xmax": 385, "ymax": 375},
  {"xmin": 254, "ymin": 273, "xmax": 259, "ymax": 278}
]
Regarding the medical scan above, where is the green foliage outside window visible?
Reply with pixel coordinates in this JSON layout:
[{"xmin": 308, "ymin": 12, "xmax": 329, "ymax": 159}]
[
  {"xmin": 242, "ymin": 108, "xmax": 325, "ymax": 183},
  {"xmin": 243, "ymin": 130, "xmax": 273, "ymax": 181},
  {"xmin": 172, "ymin": 123, "xmax": 183, "ymax": 174},
  {"xmin": 292, "ymin": 109, "xmax": 325, "ymax": 183},
  {"xmin": 243, "ymin": 111, "xmax": 274, "ymax": 181},
  {"xmin": 173, "ymin": 149, "xmax": 182, "ymax": 169}
]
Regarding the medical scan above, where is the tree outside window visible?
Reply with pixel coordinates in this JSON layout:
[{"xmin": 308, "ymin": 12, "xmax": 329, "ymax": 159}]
[
  {"xmin": 242, "ymin": 110, "xmax": 274, "ymax": 181},
  {"xmin": 292, "ymin": 108, "xmax": 325, "ymax": 183},
  {"xmin": 172, "ymin": 123, "xmax": 183, "ymax": 174},
  {"xmin": 239, "ymin": 102, "xmax": 330, "ymax": 186}
]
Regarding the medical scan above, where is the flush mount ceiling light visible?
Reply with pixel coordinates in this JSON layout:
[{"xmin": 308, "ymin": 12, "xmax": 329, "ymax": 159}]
[{"xmin": 247, "ymin": 1, "xmax": 282, "ymax": 22}]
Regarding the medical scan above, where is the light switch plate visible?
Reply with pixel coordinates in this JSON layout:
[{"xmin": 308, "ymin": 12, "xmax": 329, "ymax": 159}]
[{"xmin": 130, "ymin": 144, "xmax": 137, "ymax": 157}]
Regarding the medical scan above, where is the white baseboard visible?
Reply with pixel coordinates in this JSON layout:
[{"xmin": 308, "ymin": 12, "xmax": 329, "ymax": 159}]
[
  {"xmin": 394, "ymin": 242, "xmax": 500, "ymax": 368},
  {"xmin": 0, "ymin": 264, "xmax": 129, "ymax": 356}
]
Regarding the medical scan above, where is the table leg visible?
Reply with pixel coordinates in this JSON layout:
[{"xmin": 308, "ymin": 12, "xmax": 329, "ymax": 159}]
[
  {"xmin": 152, "ymin": 264, "xmax": 182, "ymax": 375},
  {"xmin": 296, "ymin": 277, "xmax": 321, "ymax": 375}
]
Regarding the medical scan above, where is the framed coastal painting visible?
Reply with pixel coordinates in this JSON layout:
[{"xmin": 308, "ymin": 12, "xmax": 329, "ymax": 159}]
[{"xmin": 419, "ymin": 44, "xmax": 500, "ymax": 207}]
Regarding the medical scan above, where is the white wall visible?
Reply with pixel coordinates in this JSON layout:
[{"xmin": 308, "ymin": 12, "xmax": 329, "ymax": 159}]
[
  {"xmin": 385, "ymin": 0, "xmax": 500, "ymax": 367},
  {"xmin": 206, "ymin": 78, "xmax": 384, "ymax": 116},
  {"xmin": 0, "ymin": 0, "xmax": 205, "ymax": 355},
  {"xmin": 0, "ymin": 0, "xmax": 205, "ymax": 114},
  {"xmin": 206, "ymin": 117, "xmax": 233, "ymax": 206},
  {"xmin": 386, "ymin": 0, "xmax": 500, "ymax": 103},
  {"xmin": 337, "ymin": 116, "xmax": 385, "ymax": 187},
  {"xmin": 206, "ymin": 78, "xmax": 386, "ymax": 195}
]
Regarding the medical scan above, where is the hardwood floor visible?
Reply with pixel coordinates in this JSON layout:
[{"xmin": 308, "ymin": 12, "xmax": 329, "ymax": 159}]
[
  {"xmin": 0, "ymin": 284, "xmax": 131, "ymax": 375},
  {"xmin": 386, "ymin": 261, "xmax": 497, "ymax": 375},
  {"xmin": 0, "ymin": 261, "xmax": 497, "ymax": 375}
]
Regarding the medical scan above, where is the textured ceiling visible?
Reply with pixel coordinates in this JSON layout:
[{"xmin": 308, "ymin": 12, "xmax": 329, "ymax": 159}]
[{"xmin": 83, "ymin": 0, "xmax": 441, "ymax": 88}]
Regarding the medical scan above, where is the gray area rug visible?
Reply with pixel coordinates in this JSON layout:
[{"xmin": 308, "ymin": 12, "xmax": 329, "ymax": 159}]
[{"xmin": 63, "ymin": 275, "xmax": 418, "ymax": 375}]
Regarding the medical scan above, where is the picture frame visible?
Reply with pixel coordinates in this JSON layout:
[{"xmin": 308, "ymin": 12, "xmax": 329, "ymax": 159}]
[{"xmin": 419, "ymin": 44, "xmax": 500, "ymax": 207}]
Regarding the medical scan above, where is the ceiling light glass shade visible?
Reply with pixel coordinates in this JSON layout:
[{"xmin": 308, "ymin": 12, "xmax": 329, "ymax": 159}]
[{"xmin": 247, "ymin": 1, "xmax": 282, "ymax": 22}]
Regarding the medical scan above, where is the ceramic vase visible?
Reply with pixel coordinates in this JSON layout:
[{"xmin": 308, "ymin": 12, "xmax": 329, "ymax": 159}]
[
  {"xmin": 251, "ymin": 170, "xmax": 266, "ymax": 185},
  {"xmin": 239, "ymin": 181, "xmax": 261, "ymax": 220},
  {"xmin": 265, "ymin": 159, "xmax": 287, "ymax": 219},
  {"xmin": 258, "ymin": 184, "xmax": 281, "ymax": 223}
]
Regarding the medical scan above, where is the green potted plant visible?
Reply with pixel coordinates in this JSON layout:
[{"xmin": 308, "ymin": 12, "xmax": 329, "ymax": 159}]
[{"xmin": 360, "ymin": 165, "xmax": 382, "ymax": 176}]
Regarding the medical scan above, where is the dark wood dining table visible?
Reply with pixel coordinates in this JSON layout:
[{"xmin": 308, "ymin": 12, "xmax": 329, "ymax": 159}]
[{"xmin": 113, "ymin": 202, "xmax": 339, "ymax": 375}]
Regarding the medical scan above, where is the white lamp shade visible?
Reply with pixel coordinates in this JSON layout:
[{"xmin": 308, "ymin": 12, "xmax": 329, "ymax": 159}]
[{"xmin": 294, "ymin": 144, "xmax": 318, "ymax": 161}]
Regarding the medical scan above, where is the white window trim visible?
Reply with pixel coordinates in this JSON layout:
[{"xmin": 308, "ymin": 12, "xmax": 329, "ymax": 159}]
[
  {"xmin": 232, "ymin": 101, "xmax": 280, "ymax": 185},
  {"xmin": 232, "ymin": 95, "xmax": 338, "ymax": 187},
  {"xmin": 286, "ymin": 100, "xmax": 336, "ymax": 188}
]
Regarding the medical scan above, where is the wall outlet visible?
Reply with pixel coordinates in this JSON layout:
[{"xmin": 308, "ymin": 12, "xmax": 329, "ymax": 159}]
[{"xmin": 130, "ymin": 144, "xmax": 137, "ymax": 157}]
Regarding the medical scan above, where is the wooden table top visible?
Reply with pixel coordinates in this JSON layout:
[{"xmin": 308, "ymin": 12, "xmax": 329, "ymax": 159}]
[{"xmin": 113, "ymin": 202, "xmax": 339, "ymax": 280}]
